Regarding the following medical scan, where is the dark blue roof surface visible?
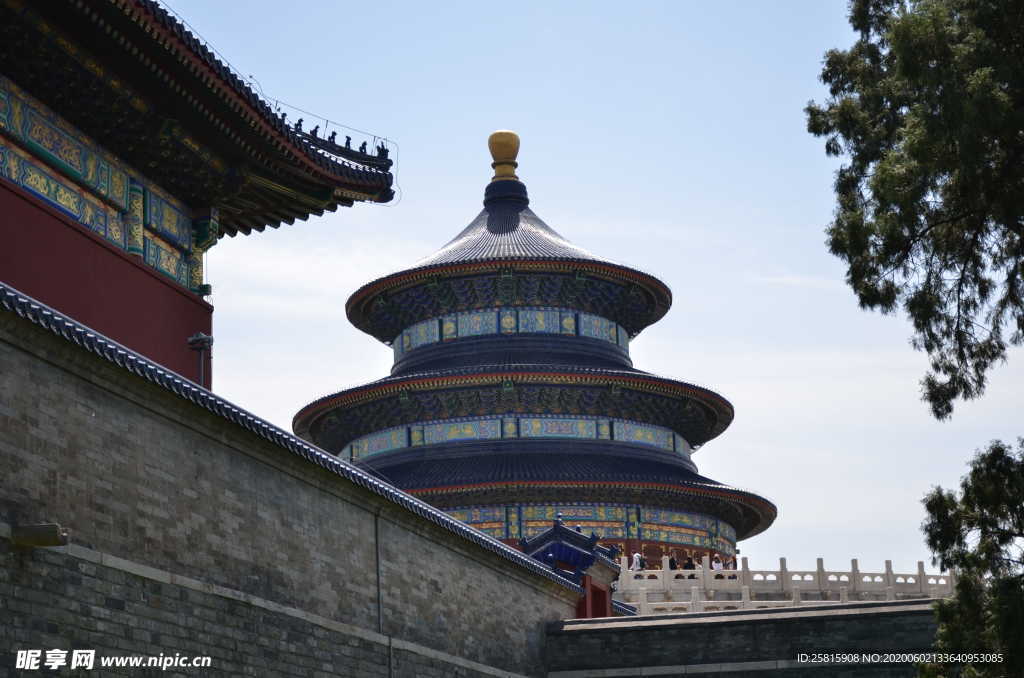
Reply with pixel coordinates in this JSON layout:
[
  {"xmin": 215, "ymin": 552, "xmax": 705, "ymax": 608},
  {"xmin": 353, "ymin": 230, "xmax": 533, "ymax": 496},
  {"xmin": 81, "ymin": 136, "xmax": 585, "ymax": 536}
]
[
  {"xmin": 412, "ymin": 205, "xmax": 601, "ymax": 266},
  {"xmin": 367, "ymin": 449, "xmax": 728, "ymax": 490},
  {"xmin": 344, "ymin": 178, "xmax": 674, "ymax": 340}
]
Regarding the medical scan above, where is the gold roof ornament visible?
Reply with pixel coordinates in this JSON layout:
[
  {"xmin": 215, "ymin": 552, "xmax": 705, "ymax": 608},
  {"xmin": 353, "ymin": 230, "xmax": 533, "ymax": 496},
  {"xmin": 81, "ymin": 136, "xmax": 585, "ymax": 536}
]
[{"xmin": 488, "ymin": 130, "xmax": 520, "ymax": 182}]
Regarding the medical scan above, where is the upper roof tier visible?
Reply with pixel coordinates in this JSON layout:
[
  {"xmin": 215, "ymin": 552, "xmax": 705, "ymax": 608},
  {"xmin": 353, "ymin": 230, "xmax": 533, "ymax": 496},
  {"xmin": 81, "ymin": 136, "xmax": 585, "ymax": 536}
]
[
  {"xmin": 346, "ymin": 131, "xmax": 672, "ymax": 343},
  {"xmin": 412, "ymin": 195, "xmax": 601, "ymax": 266}
]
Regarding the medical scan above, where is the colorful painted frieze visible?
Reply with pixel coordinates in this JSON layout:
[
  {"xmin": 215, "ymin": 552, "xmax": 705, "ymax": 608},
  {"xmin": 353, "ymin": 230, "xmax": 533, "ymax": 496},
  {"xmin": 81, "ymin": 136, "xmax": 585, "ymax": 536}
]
[
  {"xmin": 458, "ymin": 310, "xmax": 497, "ymax": 337},
  {"xmin": 353, "ymin": 426, "xmax": 408, "ymax": 460},
  {"xmin": 145, "ymin": 185, "xmax": 191, "ymax": 252},
  {"xmin": 0, "ymin": 74, "xmax": 129, "ymax": 210},
  {"xmin": 560, "ymin": 311, "xmax": 576, "ymax": 335},
  {"xmin": 447, "ymin": 505, "xmax": 505, "ymax": 523},
  {"xmin": 520, "ymin": 417, "xmax": 597, "ymax": 439},
  {"xmin": 626, "ymin": 508, "xmax": 641, "ymax": 539},
  {"xmin": 521, "ymin": 521, "xmax": 626, "ymax": 539},
  {"xmin": 349, "ymin": 440, "xmax": 367, "ymax": 460},
  {"xmin": 143, "ymin": 234, "xmax": 189, "ymax": 286},
  {"xmin": 519, "ymin": 504, "xmax": 627, "ymax": 524},
  {"xmin": 445, "ymin": 506, "xmax": 506, "ymax": 537},
  {"xmin": 441, "ymin": 315, "xmax": 457, "ymax": 341},
  {"xmin": 407, "ymin": 318, "xmax": 439, "ymax": 349},
  {"xmin": 442, "ymin": 503, "xmax": 731, "ymax": 545},
  {"xmin": 10, "ymin": 144, "xmax": 80, "ymax": 214},
  {"xmin": 506, "ymin": 506, "xmax": 521, "ymax": 538},
  {"xmin": 126, "ymin": 180, "xmax": 145, "ymax": 256},
  {"xmin": 351, "ymin": 415, "xmax": 684, "ymax": 454},
  {"xmin": 422, "ymin": 419, "xmax": 501, "ymax": 444},
  {"xmin": 0, "ymin": 88, "xmax": 9, "ymax": 130},
  {"xmin": 517, "ymin": 308, "xmax": 559, "ymax": 334},
  {"xmin": 392, "ymin": 307, "xmax": 629, "ymax": 359},
  {"xmin": 642, "ymin": 508, "xmax": 719, "ymax": 533},
  {"xmin": 0, "ymin": 73, "xmax": 209, "ymax": 293},
  {"xmin": 616, "ymin": 324, "xmax": 630, "ymax": 349},
  {"xmin": 579, "ymin": 313, "xmax": 617, "ymax": 343},
  {"xmin": 499, "ymin": 309, "xmax": 517, "ymax": 334},
  {"xmin": 445, "ymin": 508, "xmax": 472, "ymax": 522},
  {"xmin": 0, "ymin": 138, "xmax": 125, "ymax": 248},
  {"xmin": 614, "ymin": 421, "xmax": 674, "ymax": 451},
  {"xmin": 718, "ymin": 521, "xmax": 737, "ymax": 543},
  {"xmin": 470, "ymin": 523, "xmax": 505, "ymax": 538},
  {"xmin": 566, "ymin": 505, "xmax": 625, "ymax": 522},
  {"xmin": 521, "ymin": 505, "xmax": 559, "ymax": 522},
  {"xmin": 641, "ymin": 523, "xmax": 711, "ymax": 546}
]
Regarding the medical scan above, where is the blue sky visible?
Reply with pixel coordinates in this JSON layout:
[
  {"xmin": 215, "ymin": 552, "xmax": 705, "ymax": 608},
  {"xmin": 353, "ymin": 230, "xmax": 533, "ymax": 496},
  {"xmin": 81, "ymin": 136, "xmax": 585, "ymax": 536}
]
[{"xmin": 178, "ymin": 0, "xmax": 1023, "ymax": 576}]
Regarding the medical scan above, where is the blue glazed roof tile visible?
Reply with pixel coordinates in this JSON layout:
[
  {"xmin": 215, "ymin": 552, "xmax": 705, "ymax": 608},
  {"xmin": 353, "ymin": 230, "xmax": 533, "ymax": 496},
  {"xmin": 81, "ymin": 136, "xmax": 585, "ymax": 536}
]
[
  {"xmin": 345, "ymin": 179, "xmax": 673, "ymax": 340},
  {"xmin": 412, "ymin": 206, "xmax": 602, "ymax": 266}
]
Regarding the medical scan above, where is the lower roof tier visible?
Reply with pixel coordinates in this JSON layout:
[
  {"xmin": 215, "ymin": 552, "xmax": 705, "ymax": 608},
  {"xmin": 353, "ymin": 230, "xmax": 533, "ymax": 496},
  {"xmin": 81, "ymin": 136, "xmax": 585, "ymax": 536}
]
[
  {"xmin": 447, "ymin": 501, "xmax": 742, "ymax": 557},
  {"xmin": 293, "ymin": 364, "xmax": 734, "ymax": 451},
  {"xmin": 358, "ymin": 443, "xmax": 775, "ymax": 540}
]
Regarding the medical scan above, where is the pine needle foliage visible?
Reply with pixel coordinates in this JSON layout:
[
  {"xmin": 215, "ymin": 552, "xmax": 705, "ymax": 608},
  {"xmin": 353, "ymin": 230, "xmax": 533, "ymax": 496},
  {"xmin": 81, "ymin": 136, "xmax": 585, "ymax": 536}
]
[{"xmin": 806, "ymin": 0, "xmax": 1024, "ymax": 419}]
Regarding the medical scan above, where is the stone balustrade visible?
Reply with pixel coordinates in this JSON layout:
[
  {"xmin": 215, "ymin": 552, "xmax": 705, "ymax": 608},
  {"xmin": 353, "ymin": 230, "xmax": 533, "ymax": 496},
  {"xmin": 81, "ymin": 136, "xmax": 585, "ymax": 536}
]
[{"xmin": 614, "ymin": 555, "xmax": 954, "ymax": 616}]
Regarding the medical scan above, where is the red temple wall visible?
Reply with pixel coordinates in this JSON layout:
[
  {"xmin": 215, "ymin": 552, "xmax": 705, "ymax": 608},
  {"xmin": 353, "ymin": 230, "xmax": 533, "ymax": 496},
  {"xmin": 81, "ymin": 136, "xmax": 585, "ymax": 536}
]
[{"xmin": 0, "ymin": 181, "xmax": 212, "ymax": 386}]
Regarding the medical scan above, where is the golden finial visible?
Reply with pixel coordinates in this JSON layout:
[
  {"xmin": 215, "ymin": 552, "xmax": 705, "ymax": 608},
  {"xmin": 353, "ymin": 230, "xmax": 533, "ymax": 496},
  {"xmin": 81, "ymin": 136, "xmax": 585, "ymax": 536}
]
[{"xmin": 488, "ymin": 130, "xmax": 520, "ymax": 182}]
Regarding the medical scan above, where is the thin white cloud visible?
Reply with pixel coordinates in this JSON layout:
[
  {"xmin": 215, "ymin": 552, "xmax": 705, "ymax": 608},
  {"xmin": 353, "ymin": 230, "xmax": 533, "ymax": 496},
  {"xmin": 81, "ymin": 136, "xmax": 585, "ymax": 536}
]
[{"xmin": 749, "ymin": 273, "xmax": 846, "ymax": 291}]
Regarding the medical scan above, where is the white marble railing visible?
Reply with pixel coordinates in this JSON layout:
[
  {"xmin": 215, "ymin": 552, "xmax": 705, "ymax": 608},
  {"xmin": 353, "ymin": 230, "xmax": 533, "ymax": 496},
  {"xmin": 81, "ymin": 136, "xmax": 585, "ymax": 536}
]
[{"xmin": 615, "ymin": 556, "xmax": 953, "ymax": 615}]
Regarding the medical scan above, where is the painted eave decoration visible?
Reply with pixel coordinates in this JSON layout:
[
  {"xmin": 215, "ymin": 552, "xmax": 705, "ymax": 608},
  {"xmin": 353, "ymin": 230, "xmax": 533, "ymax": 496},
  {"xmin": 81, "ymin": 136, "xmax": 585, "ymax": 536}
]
[{"xmin": 0, "ymin": 0, "xmax": 394, "ymax": 237}]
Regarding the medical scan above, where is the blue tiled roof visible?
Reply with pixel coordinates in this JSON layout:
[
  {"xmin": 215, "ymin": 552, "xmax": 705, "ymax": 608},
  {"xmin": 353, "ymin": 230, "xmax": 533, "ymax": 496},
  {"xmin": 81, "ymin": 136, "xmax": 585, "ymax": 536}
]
[
  {"xmin": 412, "ymin": 205, "xmax": 602, "ymax": 266},
  {"xmin": 0, "ymin": 281, "xmax": 582, "ymax": 595},
  {"xmin": 344, "ymin": 179, "xmax": 674, "ymax": 341},
  {"xmin": 520, "ymin": 519, "xmax": 622, "ymax": 574},
  {"xmin": 612, "ymin": 600, "xmax": 638, "ymax": 616},
  {"xmin": 371, "ymin": 450, "xmax": 729, "ymax": 491}
]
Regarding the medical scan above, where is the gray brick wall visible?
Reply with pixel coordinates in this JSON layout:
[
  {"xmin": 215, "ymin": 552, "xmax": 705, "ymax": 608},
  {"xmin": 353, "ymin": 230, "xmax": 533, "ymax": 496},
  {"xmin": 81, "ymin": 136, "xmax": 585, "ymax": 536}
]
[
  {"xmin": 1, "ymin": 538, "xmax": 391, "ymax": 677},
  {"xmin": 545, "ymin": 602, "xmax": 939, "ymax": 677},
  {"xmin": 0, "ymin": 312, "xmax": 576, "ymax": 677}
]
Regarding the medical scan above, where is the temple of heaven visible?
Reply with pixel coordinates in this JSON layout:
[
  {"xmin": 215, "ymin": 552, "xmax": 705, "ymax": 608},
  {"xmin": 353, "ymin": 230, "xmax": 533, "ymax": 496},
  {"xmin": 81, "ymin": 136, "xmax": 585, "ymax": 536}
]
[{"xmin": 294, "ymin": 131, "xmax": 776, "ymax": 562}]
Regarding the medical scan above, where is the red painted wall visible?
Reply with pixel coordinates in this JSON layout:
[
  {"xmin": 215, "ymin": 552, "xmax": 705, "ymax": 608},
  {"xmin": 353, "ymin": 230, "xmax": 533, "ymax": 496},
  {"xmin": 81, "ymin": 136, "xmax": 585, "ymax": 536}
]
[
  {"xmin": 0, "ymin": 181, "xmax": 213, "ymax": 387},
  {"xmin": 575, "ymin": 575, "xmax": 612, "ymax": 619}
]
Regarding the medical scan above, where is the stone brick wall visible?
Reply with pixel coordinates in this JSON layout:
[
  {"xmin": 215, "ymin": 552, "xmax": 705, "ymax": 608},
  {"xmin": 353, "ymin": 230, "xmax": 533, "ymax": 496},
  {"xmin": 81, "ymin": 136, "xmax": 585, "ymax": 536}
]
[
  {"xmin": 1, "ymin": 537, "xmax": 393, "ymax": 677},
  {"xmin": 545, "ymin": 600, "xmax": 938, "ymax": 677},
  {"xmin": 0, "ymin": 309, "xmax": 577, "ymax": 677}
]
